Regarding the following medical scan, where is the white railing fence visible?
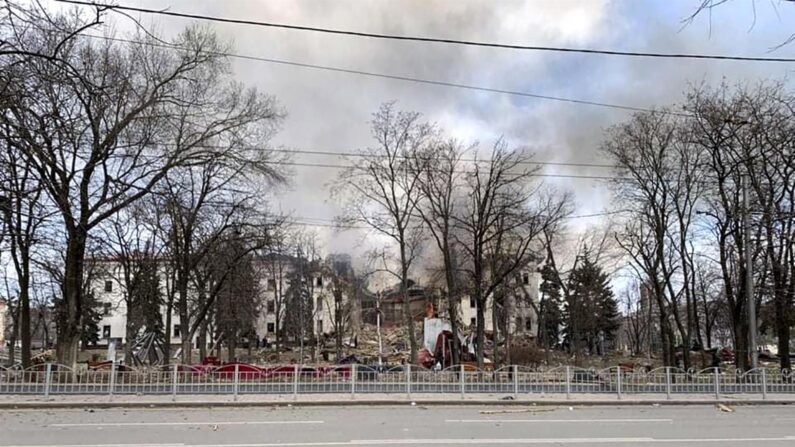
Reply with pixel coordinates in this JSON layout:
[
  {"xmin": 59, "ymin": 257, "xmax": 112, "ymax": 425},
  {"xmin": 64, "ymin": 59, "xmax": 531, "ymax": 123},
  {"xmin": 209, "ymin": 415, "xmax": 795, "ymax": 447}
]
[{"xmin": 1, "ymin": 363, "xmax": 792, "ymax": 398}]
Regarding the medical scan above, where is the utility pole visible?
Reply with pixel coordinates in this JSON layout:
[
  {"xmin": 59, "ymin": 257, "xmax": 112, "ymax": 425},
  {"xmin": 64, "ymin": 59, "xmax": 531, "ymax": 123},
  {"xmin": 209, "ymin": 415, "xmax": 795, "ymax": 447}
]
[{"xmin": 742, "ymin": 175, "xmax": 758, "ymax": 369}]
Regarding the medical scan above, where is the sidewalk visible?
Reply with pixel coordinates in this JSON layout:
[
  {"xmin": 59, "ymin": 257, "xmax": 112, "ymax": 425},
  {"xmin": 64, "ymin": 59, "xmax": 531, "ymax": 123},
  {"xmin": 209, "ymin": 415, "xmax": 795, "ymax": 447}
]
[{"xmin": 2, "ymin": 393, "xmax": 793, "ymax": 409}]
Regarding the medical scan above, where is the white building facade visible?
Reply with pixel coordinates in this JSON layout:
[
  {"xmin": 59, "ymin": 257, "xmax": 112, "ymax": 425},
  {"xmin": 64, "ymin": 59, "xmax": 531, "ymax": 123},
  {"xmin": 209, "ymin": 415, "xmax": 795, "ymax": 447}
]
[{"xmin": 91, "ymin": 255, "xmax": 351, "ymax": 350}]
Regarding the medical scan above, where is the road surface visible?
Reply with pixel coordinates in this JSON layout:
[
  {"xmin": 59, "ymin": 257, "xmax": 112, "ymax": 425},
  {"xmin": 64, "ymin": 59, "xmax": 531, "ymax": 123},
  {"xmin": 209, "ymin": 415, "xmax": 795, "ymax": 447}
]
[{"xmin": 1, "ymin": 404, "xmax": 794, "ymax": 446}]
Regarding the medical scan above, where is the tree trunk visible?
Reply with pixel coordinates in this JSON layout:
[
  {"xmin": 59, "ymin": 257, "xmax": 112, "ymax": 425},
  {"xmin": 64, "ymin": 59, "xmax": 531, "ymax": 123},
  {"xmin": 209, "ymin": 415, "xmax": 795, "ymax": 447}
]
[
  {"xmin": 18, "ymin": 274, "xmax": 31, "ymax": 368},
  {"xmin": 124, "ymin": 317, "xmax": 136, "ymax": 366},
  {"xmin": 475, "ymin": 295, "xmax": 485, "ymax": 369},
  {"xmin": 732, "ymin": 300, "xmax": 750, "ymax": 372},
  {"xmin": 164, "ymin": 300, "xmax": 173, "ymax": 363},
  {"xmin": 181, "ymin": 335, "xmax": 192, "ymax": 365},
  {"xmin": 227, "ymin": 330, "xmax": 237, "ymax": 362},
  {"xmin": 198, "ymin": 320, "xmax": 208, "ymax": 362},
  {"xmin": 443, "ymin": 244, "xmax": 461, "ymax": 365},
  {"xmin": 446, "ymin": 292, "xmax": 461, "ymax": 365},
  {"xmin": 775, "ymin": 293, "xmax": 791, "ymax": 371},
  {"xmin": 334, "ymin": 289, "xmax": 343, "ymax": 360},
  {"xmin": 400, "ymin": 245, "xmax": 418, "ymax": 364},
  {"xmin": 56, "ymin": 230, "xmax": 87, "ymax": 369},
  {"xmin": 491, "ymin": 292, "xmax": 500, "ymax": 368},
  {"xmin": 177, "ymin": 271, "xmax": 192, "ymax": 364}
]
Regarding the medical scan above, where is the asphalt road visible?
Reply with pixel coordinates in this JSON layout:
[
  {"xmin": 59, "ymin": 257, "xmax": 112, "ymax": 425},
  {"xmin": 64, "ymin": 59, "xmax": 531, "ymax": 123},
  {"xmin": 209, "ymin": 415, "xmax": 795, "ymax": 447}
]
[{"xmin": 1, "ymin": 404, "xmax": 794, "ymax": 446}]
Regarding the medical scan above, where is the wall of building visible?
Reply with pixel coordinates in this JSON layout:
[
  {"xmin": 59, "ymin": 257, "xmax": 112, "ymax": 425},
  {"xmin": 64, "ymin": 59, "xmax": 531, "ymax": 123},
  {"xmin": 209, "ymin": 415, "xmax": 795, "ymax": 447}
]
[{"xmin": 92, "ymin": 256, "xmax": 351, "ymax": 350}]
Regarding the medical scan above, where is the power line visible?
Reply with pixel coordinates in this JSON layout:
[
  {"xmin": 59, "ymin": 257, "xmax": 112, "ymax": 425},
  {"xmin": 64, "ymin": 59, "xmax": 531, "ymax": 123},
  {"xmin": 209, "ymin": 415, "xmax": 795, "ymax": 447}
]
[
  {"xmin": 57, "ymin": 0, "xmax": 795, "ymax": 63},
  {"xmin": 286, "ymin": 210, "xmax": 627, "ymax": 230},
  {"xmin": 269, "ymin": 148, "xmax": 618, "ymax": 169},
  {"xmin": 58, "ymin": 31, "xmax": 681, "ymax": 116},
  {"xmin": 268, "ymin": 160, "xmax": 625, "ymax": 181}
]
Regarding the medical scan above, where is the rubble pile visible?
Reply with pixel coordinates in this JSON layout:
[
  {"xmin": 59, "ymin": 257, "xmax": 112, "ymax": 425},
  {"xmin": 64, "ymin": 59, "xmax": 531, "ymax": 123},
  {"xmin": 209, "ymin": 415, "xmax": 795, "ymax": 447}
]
[{"xmin": 346, "ymin": 323, "xmax": 423, "ymax": 364}]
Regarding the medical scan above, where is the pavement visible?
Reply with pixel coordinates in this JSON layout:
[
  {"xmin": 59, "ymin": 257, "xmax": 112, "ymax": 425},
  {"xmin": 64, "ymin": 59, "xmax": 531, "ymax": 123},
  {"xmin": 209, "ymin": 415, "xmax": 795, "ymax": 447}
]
[
  {"xmin": 1, "ymin": 404, "xmax": 795, "ymax": 446},
  {"xmin": 1, "ymin": 393, "xmax": 794, "ymax": 409}
]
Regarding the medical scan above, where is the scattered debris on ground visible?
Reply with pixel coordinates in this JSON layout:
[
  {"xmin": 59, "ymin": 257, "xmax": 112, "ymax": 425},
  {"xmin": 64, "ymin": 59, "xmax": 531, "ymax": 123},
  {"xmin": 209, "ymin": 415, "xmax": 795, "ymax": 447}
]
[{"xmin": 479, "ymin": 408, "xmax": 555, "ymax": 415}]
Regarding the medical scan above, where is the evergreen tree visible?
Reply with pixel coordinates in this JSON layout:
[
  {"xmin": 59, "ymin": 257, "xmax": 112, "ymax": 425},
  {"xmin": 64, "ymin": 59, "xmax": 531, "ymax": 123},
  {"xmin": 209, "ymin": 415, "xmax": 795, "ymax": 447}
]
[
  {"xmin": 79, "ymin": 290, "xmax": 102, "ymax": 349},
  {"xmin": 537, "ymin": 263, "xmax": 563, "ymax": 349},
  {"xmin": 283, "ymin": 267, "xmax": 314, "ymax": 346},
  {"xmin": 129, "ymin": 259, "xmax": 163, "ymax": 337},
  {"xmin": 564, "ymin": 253, "xmax": 620, "ymax": 355}
]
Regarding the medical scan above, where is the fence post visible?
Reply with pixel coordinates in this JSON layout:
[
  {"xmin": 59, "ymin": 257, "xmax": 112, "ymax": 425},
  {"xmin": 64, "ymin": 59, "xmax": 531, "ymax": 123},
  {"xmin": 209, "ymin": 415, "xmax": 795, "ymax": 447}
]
[
  {"xmin": 565, "ymin": 366, "xmax": 571, "ymax": 400},
  {"xmin": 460, "ymin": 364, "xmax": 465, "ymax": 399},
  {"xmin": 351, "ymin": 364, "xmax": 356, "ymax": 399},
  {"xmin": 293, "ymin": 364, "xmax": 299, "ymax": 399},
  {"xmin": 616, "ymin": 366, "xmax": 622, "ymax": 400},
  {"xmin": 665, "ymin": 367, "xmax": 671, "ymax": 400},
  {"xmin": 714, "ymin": 368, "xmax": 720, "ymax": 399},
  {"xmin": 406, "ymin": 364, "xmax": 412, "ymax": 400},
  {"xmin": 108, "ymin": 360, "xmax": 116, "ymax": 398},
  {"xmin": 233, "ymin": 364, "xmax": 239, "ymax": 402},
  {"xmin": 44, "ymin": 363, "xmax": 52, "ymax": 399},
  {"xmin": 171, "ymin": 364, "xmax": 178, "ymax": 401},
  {"xmin": 761, "ymin": 369, "xmax": 767, "ymax": 400},
  {"xmin": 513, "ymin": 365, "xmax": 519, "ymax": 399}
]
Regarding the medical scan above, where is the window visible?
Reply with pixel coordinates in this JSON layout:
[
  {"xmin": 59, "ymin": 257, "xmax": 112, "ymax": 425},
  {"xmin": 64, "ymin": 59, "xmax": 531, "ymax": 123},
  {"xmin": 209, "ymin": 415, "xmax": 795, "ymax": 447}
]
[
  {"xmin": 173, "ymin": 325, "xmax": 181, "ymax": 338},
  {"xmin": 469, "ymin": 297, "xmax": 476, "ymax": 308},
  {"xmin": 104, "ymin": 280, "xmax": 113, "ymax": 293},
  {"xmin": 103, "ymin": 302, "xmax": 112, "ymax": 316},
  {"xmin": 102, "ymin": 325, "xmax": 111, "ymax": 339},
  {"xmin": 522, "ymin": 272, "xmax": 530, "ymax": 285},
  {"xmin": 317, "ymin": 320, "xmax": 323, "ymax": 334},
  {"xmin": 267, "ymin": 279, "xmax": 276, "ymax": 290},
  {"xmin": 470, "ymin": 317, "xmax": 476, "ymax": 327},
  {"xmin": 316, "ymin": 276, "xmax": 323, "ymax": 287},
  {"xmin": 267, "ymin": 300, "xmax": 275, "ymax": 313},
  {"xmin": 525, "ymin": 319, "xmax": 533, "ymax": 331},
  {"xmin": 267, "ymin": 323, "xmax": 275, "ymax": 333}
]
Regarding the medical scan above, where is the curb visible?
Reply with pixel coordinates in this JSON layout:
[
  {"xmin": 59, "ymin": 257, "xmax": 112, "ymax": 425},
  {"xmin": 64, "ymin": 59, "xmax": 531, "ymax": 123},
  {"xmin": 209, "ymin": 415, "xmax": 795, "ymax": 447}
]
[{"xmin": 1, "ymin": 399, "xmax": 793, "ymax": 409}]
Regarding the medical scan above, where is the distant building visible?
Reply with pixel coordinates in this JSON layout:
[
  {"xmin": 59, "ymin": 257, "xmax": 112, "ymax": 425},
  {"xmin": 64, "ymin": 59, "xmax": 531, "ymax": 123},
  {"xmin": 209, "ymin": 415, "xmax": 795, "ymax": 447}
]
[
  {"xmin": 363, "ymin": 263, "xmax": 541, "ymax": 337},
  {"xmin": 90, "ymin": 252, "xmax": 355, "ymax": 351}
]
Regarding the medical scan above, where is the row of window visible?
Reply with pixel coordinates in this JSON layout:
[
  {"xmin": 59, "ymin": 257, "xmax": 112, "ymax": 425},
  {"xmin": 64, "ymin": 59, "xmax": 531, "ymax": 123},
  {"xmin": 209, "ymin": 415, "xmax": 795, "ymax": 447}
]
[
  {"xmin": 103, "ymin": 273, "xmax": 530, "ymax": 296},
  {"xmin": 101, "ymin": 321, "xmax": 317, "ymax": 340},
  {"xmin": 103, "ymin": 277, "xmax": 330, "ymax": 294},
  {"xmin": 265, "ymin": 299, "xmax": 325, "ymax": 313},
  {"xmin": 466, "ymin": 318, "xmax": 533, "ymax": 330},
  {"xmin": 266, "ymin": 276, "xmax": 324, "ymax": 290}
]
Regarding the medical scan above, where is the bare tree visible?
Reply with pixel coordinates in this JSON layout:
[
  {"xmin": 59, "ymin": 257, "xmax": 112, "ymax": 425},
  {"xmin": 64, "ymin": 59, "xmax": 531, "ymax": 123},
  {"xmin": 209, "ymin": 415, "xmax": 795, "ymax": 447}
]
[
  {"xmin": 0, "ymin": 1, "xmax": 103, "ymax": 70},
  {"xmin": 603, "ymin": 110, "xmax": 704, "ymax": 368},
  {"xmin": 212, "ymin": 236, "xmax": 261, "ymax": 362},
  {"xmin": 412, "ymin": 138, "xmax": 469, "ymax": 363},
  {"xmin": 0, "ymin": 145, "xmax": 51, "ymax": 367},
  {"xmin": 454, "ymin": 140, "xmax": 570, "ymax": 368},
  {"xmin": 0, "ymin": 18, "xmax": 283, "ymax": 366},
  {"xmin": 684, "ymin": 0, "xmax": 795, "ymax": 48},
  {"xmin": 99, "ymin": 203, "xmax": 163, "ymax": 365},
  {"xmin": 334, "ymin": 103, "xmax": 433, "ymax": 363},
  {"xmin": 621, "ymin": 282, "xmax": 649, "ymax": 356},
  {"xmin": 322, "ymin": 255, "xmax": 356, "ymax": 360},
  {"xmin": 685, "ymin": 82, "xmax": 794, "ymax": 370},
  {"xmin": 260, "ymin": 229, "xmax": 292, "ymax": 351}
]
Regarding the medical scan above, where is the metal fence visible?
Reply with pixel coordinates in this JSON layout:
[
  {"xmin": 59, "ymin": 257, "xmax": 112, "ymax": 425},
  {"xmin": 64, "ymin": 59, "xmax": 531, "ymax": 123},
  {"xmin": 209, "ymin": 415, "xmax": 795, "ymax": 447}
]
[{"xmin": 1, "ymin": 363, "xmax": 793, "ymax": 399}]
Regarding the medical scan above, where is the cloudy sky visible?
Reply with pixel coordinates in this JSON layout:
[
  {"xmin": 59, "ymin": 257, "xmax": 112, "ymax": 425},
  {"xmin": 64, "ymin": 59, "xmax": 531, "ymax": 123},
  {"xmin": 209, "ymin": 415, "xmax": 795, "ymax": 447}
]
[{"xmin": 69, "ymin": 0, "xmax": 795, "ymax": 259}]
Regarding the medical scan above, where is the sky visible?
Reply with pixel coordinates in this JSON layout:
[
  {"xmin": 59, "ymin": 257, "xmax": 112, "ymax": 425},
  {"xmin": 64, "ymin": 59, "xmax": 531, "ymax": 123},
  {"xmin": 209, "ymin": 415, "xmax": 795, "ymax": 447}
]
[{"xmin": 54, "ymin": 0, "xmax": 795, "ymax": 268}]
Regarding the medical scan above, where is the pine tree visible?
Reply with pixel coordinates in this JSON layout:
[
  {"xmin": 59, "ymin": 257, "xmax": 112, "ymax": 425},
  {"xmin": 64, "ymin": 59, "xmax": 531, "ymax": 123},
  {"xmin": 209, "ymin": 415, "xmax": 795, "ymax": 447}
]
[
  {"xmin": 564, "ymin": 253, "xmax": 620, "ymax": 355},
  {"xmin": 538, "ymin": 263, "xmax": 563, "ymax": 349},
  {"xmin": 129, "ymin": 259, "xmax": 163, "ymax": 336},
  {"xmin": 79, "ymin": 290, "xmax": 102, "ymax": 349}
]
